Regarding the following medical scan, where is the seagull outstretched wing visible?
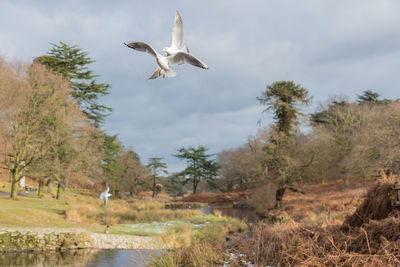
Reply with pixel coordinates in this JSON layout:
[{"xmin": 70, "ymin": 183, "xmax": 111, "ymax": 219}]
[
  {"xmin": 167, "ymin": 52, "xmax": 209, "ymax": 69},
  {"xmin": 171, "ymin": 11, "xmax": 183, "ymax": 49},
  {"xmin": 124, "ymin": 41, "xmax": 158, "ymax": 58}
]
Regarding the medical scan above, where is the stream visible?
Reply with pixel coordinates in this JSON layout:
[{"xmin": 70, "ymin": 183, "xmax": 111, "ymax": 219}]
[{"xmin": 0, "ymin": 249, "xmax": 162, "ymax": 267}]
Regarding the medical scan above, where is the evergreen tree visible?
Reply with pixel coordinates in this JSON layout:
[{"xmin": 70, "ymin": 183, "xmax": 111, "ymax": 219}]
[
  {"xmin": 165, "ymin": 174, "xmax": 186, "ymax": 199},
  {"xmin": 257, "ymin": 81, "xmax": 311, "ymax": 136},
  {"xmin": 174, "ymin": 146, "xmax": 219, "ymax": 194},
  {"xmin": 147, "ymin": 158, "xmax": 168, "ymax": 198},
  {"xmin": 35, "ymin": 42, "xmax": 112, "ymax": 126},
  {"xmin": 356, "ymin": 90, "xmax": 390, "ymax": 105},
  {"xmin": 357, "ymin": 90, "xmax": 380, "ymax": 104},
  {"xmin": 258, "ymin": 81, "xmax": 311, "ymax": 207}
]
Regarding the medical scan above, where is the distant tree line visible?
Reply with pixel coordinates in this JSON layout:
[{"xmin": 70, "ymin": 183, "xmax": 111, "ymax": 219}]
[{"xmin": 216, "ymin": 81, "xmax": 399, "ymax": 207}]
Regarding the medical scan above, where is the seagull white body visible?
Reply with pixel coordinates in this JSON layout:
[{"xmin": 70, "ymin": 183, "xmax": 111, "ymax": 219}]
[
  {"xmin": 100, "ymin": 186, "xmax": 112, "ymax": 208},
  {"xmin": 162, "ymin": 11, "xmax": 190, "ymax": 56},
  {"xmin": 124, "ymin": 41, "xmax": 208, "ymax": 79}
]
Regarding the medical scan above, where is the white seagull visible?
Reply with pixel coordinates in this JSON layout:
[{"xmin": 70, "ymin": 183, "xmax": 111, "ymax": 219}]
[
  {"xmin": 100, "ymin": 187, "xmax": 112, "ymax": 208},
  {"xmin": 162, "ymin": 11, "xmax": 190, "ymax": 56},
  {"xmin": 124, "ymin": 41, "xmax": 208, "ymax": 79}
]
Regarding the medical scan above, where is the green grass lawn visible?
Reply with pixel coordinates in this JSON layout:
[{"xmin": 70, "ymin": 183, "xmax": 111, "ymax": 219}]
[
  {"xmin": 0, "ymin": 191, "xmax": 79, "ymax": 228},
  {"xmin": 0, "ymin": 181, "xmax": 233, "ymax": 236}
]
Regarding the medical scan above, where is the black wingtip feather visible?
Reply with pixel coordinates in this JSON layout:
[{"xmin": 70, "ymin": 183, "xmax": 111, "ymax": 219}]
[{"xmin": 124, "ymin": 42, "xmax": 136, "ymax": 49}]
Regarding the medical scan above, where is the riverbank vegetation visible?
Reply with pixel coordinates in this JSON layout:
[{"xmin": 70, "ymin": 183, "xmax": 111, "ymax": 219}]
[
  {"xmin": 152, "ymin": 213, "xmax": 247, "ymax": 267},
  {"xmin": 229, "ymin": 179, "xmax": 400, "ymax": 266}
]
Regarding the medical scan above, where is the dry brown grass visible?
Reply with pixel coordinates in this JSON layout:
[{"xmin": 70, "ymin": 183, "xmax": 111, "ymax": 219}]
[
  {"xmin": 255, "ymin": 179, "xmax": 372, "ymax": 224},
  {"xmin": 152, "ymin": 220, "xmax": 240, "ymax": 267},
  {"xmin": 232, "ymin": 180, "xmax": 400, "ymax": 266},
  {"xmin": 342, "ymin": 181, "xmax": 400, "ymax": 229},
  {"xmin": 64, "ymin": 198, "xmax": 198, "ymax": 226}
]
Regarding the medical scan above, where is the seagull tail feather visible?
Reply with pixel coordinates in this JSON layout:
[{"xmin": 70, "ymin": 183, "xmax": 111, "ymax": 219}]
[{"xmin": 165, "ymin": 68, "xmax": 176, "ymax": 78}]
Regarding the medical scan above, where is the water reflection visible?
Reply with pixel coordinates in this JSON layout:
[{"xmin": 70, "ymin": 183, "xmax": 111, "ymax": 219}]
[
  {"xmin": 200, "ymin": 206, "xmax": 259, "ymax": 222},
  {"xmin": 0, "ymin": 249, "xmax": 162, "ymax": 267}
]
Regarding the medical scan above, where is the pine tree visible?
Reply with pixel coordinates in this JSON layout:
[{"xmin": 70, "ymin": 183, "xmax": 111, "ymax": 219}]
[
  {"xmin": 174, "ymin": 146, "xmax": 219, "ymax": 194},
  {"xmin": 147, "ymin": 158, "xmax": 168, "ymax": 198},
  {"xmin": 257, "ymin": 81, "xmax": 311, "ymax": 136},
  {"xmin": 258, "ymin": 81, "xmax": 311, "ymax": 207},
  {"xmin": 35, "ymin": 42, "xmax": 112, "ymax": 127}
]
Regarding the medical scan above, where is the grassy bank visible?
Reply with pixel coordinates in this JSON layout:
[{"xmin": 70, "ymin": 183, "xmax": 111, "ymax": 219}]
[{"xmin": 0, "ymin": 182, "xmax": 199, "ymax": 231}]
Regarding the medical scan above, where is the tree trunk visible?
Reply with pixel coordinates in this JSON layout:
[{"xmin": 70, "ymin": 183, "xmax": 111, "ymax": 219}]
[
  {"xmin": 10, "ymin": 174, "xmax": 18, "ymax": 199},
  {"xmin": 152, "ymin": 176, "xmax": 156, "ymax": 198},
  {"xmin": 275, "ymin": 187, "xmax": 286, "ymax": 208},
  {"xmin": 343, "ymin": 177, "xmax": 349, "ymax": 187},
  {"xmin": 130, "ymin": 184, "xmax": 135, "ymax": 198},
  {"xmin": 38, "ymin": 178, "xmax": 43, "ymax": 196},
  {"xmin": 193, "ymin": 177, "xmax": 198, "ymax": 194},
  {"xmin": 56, "ymin": 182, "xmax": 62, "ymax": 199}
]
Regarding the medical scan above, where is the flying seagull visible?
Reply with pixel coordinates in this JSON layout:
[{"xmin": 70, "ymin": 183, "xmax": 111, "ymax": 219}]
[
  {"xmin": 100, "ymin": 187, "xmax": 112, "ymax": 208},
  {"xmin": 124, "ymin": 41, "xmax": 208, "ymax": 79},
  {"xmin": 162, "ymin": 11, "xmax": 190, "ymax": 56}
]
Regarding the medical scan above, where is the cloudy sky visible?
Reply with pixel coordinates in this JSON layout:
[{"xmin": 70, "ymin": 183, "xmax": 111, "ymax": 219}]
[{"xmin": 1, "ymin": 0, "xmax": 399, "ymax": 172}]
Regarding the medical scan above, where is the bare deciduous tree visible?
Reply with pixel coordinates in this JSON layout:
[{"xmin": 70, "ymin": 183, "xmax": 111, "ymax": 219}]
[{"xmin": 0, "ymin": 58, "xmax": 102, "ymax": 199}]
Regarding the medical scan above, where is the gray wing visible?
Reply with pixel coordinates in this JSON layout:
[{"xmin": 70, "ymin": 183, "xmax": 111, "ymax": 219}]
[
  {"xmin": 167, "ymin": 52, "xmax": 209, "ymax": 69},
  {"xmin": 171, "ymin": 11, "xmax": 183, "ymax": 49},
  {"xmin": 124, "ymin": 41, "xmax": 157, "ymax": 58}
]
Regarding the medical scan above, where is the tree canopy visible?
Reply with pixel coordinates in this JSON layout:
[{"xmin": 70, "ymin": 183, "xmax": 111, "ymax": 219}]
[
  {"xmin": 174, "ymin": 146, "xmax": 219, "ymax": 194},
  {"xmin": 258, "ymin": 81, "xmax": 311, "ymax": 136},
  {"xmin": 35, "ymin": 42, "xmax": 112, "ymax": 127}
]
